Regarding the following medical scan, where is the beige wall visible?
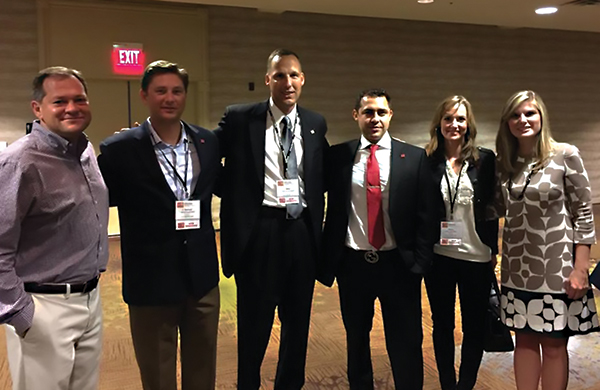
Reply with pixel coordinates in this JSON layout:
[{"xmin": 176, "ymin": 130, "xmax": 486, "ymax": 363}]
[
  {"xmin": 1, "ymin": 1, "xmax": 600, "ymax": 202},
  {"xmin": 207, "ymin": 6, "xmax": 600, "ymax": 202},
  {"xmin": 0, "ymin": 0, "xmax": 39, "ymax": 143}
]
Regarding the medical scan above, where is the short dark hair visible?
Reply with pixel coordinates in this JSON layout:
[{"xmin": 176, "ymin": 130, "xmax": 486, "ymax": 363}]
[
  {"xmin": 266, "ymin": 48, "xmax": 301, "ymax": 72},
  {"xmin": 354, "ymin": 88, "xmax": 391, "ymax": 111},
  {"xmin": 32, "ymin": 66, "xmax": 88, "ymax": 102},
  {"xmin": 141, "ymin": 60, "xmax": 189, "ymax": 92}
]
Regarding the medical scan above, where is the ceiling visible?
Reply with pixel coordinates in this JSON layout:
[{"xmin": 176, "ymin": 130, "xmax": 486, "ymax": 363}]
[{"xmin": 156, "ymin": 0, "xmax": 600, "ymax": 33}]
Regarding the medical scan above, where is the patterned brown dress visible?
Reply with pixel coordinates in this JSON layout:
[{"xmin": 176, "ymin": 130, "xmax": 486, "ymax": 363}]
[{"xmin": 499, "ymin": 143, "xmax": 599, "ymax": 337}]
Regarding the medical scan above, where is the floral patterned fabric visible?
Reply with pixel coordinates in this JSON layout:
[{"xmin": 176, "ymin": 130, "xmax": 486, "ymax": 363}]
[{"xmin": 498, "ymin": 143, "xmax": 599, "ymax": 336}]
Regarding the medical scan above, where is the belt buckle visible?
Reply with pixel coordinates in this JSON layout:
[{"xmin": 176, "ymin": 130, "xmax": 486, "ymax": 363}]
[{"xmin": 364, "ymin": 250, "xmax": 379, "ymax": 264}]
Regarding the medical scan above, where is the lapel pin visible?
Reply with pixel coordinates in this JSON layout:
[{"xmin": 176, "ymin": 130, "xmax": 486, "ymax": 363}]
[
  {"xmin": 310, "ymin": 129, "xmax": 315, "ymax": 134},
  {"xmin": 200, "ymin": 139, "xmax": 205, "ymax": 144},
  {"xmin": 400, "ymin": 153, "xmax": 405, "ymax": 158}
]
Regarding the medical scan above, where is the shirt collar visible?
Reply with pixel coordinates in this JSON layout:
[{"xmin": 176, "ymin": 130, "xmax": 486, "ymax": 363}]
[
  {"xmin": 147, "ymin": 118, "xmax": 186, "ymax": 148},
  {"xmin": 32, "ymin": 120, "xmax": 88, "ymax": 158},
  {"xmin": 269, "ymin": 97, "xmax": 298, "ymax": 125},
  {"xmin": 359, "ymin": 131, "xmax": 392, "ymax": 150}
]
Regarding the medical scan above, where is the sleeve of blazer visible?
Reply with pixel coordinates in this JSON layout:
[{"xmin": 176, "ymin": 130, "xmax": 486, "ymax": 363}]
[
  {"xmin": 214, "ymin": 106, "xmax": 233, "ymax": 159},
  {"xmin": 412, "ymin": 149, "xmax": 438, "ymax": 274},
  {"xmin": 212, "ymin": 106, "xmax": 234, "ymax": 198},
  {"xmin": 97, "ymin": 140, "xmax": 121, "ymax": 208},
  {"xmin": 478, "ymin": 149, "xmax": 499, "ymax": 255}
]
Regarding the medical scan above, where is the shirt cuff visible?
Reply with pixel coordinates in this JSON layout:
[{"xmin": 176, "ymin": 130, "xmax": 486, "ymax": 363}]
[{"xmin": 8, "ymin": 301, "xmax": 34, "ymax": 336}]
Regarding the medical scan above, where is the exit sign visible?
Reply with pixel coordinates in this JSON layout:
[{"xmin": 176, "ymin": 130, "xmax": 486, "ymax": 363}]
[{"xmin": 112, "ymin": 43, "xmax": 145, "ymax": 75}]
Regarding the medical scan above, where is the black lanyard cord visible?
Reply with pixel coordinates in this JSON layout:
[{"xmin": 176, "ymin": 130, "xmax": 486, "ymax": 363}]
[
  {"xmin": 508, "ymin": 168, "xmax": 537, "ymax": 201},
  {"xmin": 443, "ymin": 161, "xmax": 464, "ymax": 219},
  {"xmin": 151, "ymin": 131, "xmax": 190, "ymax": 200},
  {"xmin": 268, "ymin": 108, "xmax": 299, "ymax": 176}
]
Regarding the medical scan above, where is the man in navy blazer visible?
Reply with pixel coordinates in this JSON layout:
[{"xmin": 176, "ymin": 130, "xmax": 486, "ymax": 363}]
[
  {"xmin": 321, "ymin": 89, "xmax": 437, "ymax": 389},
  {"xmin": 214, "ymin": 49, "xmax": 328, "ymax": 390},
  {"xmin": 98, "ymin": 61, "xmax": 220, "ymax": 390}
]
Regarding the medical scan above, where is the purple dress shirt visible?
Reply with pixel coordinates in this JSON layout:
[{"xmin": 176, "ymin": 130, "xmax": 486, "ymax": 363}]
[{"xmin": 0, "ymin": 121, "xmax": 108, "ymax": 334}]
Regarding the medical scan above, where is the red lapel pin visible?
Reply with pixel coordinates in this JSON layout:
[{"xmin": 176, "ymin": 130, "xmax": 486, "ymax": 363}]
[
  {"xmin": 400, "ymin": 153, "xmax": 405, "ymax": 158},
  {"xmin": 200, "ymin": 139, "xmax": 205, "ymax": 144}
]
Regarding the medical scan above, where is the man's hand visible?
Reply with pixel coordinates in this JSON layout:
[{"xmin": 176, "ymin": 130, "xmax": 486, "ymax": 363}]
[{"xmin": 115, "ymin": 121, "xmax": 140, "ymax": 134}]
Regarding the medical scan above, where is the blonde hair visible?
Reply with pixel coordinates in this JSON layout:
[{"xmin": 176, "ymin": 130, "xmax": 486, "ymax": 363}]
[
  {"xmin": 495, "ymin": 90, "xmax": 556, "ymax": 180},
  {"xmin": 425, "ymin": 95, "xmax": 479, "ymax": 162}
]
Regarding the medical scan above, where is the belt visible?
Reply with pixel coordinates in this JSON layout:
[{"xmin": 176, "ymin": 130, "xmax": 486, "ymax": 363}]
[
  {"xmin": 346, "ymin": 247, "xmax": 396, "ymax": 264},
  {"xmin": 24, "ymin": 275, "xmax": 100, "ymax": 294},
  {"xmin": 260, "ymin": 205, "xmax": 306, "ymax": 219}
]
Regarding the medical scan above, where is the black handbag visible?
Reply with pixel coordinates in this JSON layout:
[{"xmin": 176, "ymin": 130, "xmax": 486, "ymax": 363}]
[{"xmin": 483, "ymin": 274, "xmax": 515, "ymax": 352}]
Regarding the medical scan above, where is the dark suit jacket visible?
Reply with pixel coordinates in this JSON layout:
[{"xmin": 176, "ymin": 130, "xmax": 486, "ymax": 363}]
[
  {"xmin": 428, "ymin": 147, "xmax": 499, "ymax": 255},
  {"xmin": 320, "ymin": 138, "xmax": 438, "ymax": 287},
  {"xmin": 98, "ymin": 120, "xmax": 220, "ymax": 305},
  {"xmin": 214, "ymin": 101, "xmax": 328, "ymax": 280}
]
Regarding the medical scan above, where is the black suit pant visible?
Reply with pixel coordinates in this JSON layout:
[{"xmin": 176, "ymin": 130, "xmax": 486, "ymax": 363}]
[
  {"xmin": 235, "ymin": 207, "xmax": 315, "ymax": 390},
  {"xmin": 424, "ymin": 254, "xmax": 490, "ymax": 390},
  {"xmin": 337, "ymin": 248, "xmax": 424, "ymax": 390}
]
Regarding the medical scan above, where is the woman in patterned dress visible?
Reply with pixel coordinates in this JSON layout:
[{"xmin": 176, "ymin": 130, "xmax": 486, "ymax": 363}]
[
  {"xmin": 495, "ymin": 90, "xmax": 598, "ymax": 390},
  {"xmin": 425, "ymin": 96, "xmax": 499, "ymax": 390}
]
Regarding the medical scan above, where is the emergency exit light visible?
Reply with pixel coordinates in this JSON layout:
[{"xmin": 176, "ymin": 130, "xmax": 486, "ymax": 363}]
[{"xmin": 112, "ymin": 43, "xmax": 145, "ymax": 75}]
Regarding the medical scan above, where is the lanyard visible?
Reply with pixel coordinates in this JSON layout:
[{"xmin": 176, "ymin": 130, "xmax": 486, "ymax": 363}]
[
  {"xmin": 151, "ymin": 131, "xmax": 190, "ymax": 200},
  {"xmin": 443, "ymin": 161, "xmax": 464, "ymax": 219},
  {"xmin": 508, "ymin": 168, "xmax": 537, "ymax": 201},
  {"xmin": 268, "ymin": 108, "xmax": 299, "ymax": 178}
]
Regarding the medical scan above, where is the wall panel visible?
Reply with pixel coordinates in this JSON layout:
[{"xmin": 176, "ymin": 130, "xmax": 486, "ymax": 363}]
[{"xmin": 207, "ymin": 6, "xmax": 600, "ymax": 201}]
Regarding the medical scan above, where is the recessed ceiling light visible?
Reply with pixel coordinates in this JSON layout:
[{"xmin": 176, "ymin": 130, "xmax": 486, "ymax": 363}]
[
  {"xmin": 418, "ymin": 0, "xmax": 434, "ymax": 3},
  {"xmin": 535, "ymin": 6, "xmax": 558, "ymax": 14}
]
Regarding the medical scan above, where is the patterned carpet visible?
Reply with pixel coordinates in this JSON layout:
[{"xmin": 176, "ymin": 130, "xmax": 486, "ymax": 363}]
[{"xmin": 1, "ymin": 236, "xmax": 600, "ymax": 389}]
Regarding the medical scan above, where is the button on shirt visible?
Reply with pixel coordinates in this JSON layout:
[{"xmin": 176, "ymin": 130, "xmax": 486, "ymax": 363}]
[
  {"xmin": 0, "ymin": 121, "xmax": 109, "ymax": 334},
  {"xmin": 346, "ymin": 132, "xmax": 397, "ymax": 251},
  {"xmin": 262, "ymin": 99, "xmax": 306, "ymax": 208},
  {"xmin": 148, "ymin": 119, "xmax": 200, "ymax": 200}
]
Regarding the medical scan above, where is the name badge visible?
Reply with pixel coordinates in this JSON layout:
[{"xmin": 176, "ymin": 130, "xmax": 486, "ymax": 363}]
[
  {"xmin": 276, "ymin": 179, "xmax": 300, "ymax": 205},
  {"xmin": 440, "ymin": 220, "xmax": 464, "ymax": 246},
  {"xmin": 175, "ymin": 200, "xmax": 201, "ymax": 230}
]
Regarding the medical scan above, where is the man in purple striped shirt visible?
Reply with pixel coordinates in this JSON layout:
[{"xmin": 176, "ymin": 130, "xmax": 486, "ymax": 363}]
[{"xmin": 0, "ymin": 67, "xmax": 108, "ymax": 390}]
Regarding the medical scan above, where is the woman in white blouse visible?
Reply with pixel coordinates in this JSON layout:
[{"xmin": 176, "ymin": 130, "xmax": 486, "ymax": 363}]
[{"xmin": 425, "ymin": 95, "xmax": 499, "ymax": 390}]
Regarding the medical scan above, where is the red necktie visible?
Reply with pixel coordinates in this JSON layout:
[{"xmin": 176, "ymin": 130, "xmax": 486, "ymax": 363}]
[{"xmin": 367, "ymin": 144, "xmax": 385, "ymax": 250}]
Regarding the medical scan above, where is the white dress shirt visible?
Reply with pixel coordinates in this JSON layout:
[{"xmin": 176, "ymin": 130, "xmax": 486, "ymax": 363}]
[
  {"xmin": 262, "ymin": 98, "xmax": 306, "ymax": 208},
  {"xmin": 346, "ymin": 132, "xmax": 397, "ymax": 251}
]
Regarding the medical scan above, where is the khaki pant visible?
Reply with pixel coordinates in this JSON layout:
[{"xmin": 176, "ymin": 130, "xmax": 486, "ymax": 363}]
[
  {"xmin": 129, "ymin": 286, "xmax": 220, "ymax": 390},
  {"xmin": 5, "ymin": 287, "xmax": 103, "ymax": 390}
]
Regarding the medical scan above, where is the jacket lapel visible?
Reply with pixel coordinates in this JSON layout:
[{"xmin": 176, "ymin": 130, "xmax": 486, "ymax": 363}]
[
  {"xmin": 185, "ymin": 123, "xmax": 207, "ymax": 199},
  {"xmin": 298, "ymin": 106, "xmax": 317, "ymax": 192},
  {"xmin": 389, "ymin": 139, "xmax": 407, "ymax": 198},
  {"xmin": 249, "ymin": 102, "xmax": 268, "ymax": 187},
  {"xmin": 135, "ymin": 121, "xmax": 176, "ymax": 200},
  {"xmin": 466, "ymin": 160, "xmax": 478, "ymax": 192},
  {"xmin": 344, "ymin": 140, "xmax": 360, "ymax": 214}
]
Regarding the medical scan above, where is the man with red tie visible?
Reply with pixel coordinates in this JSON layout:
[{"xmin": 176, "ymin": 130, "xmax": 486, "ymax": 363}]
[{"xmin": 320, "ymin": 89, "xmax": 437, "ymax": 390}]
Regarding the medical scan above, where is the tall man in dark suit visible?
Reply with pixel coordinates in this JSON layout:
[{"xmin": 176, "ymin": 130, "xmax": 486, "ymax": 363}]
[
  {"xmin": 321, "ymin": 89, "xmax": 437, "ymax": 389},
  {"xmin": 98, "ymin": 61, "xmax": 220, "ymax": 390},
  {"xmin": 214, "ymin": 49, "xmax": 328, "ymax": 390}
]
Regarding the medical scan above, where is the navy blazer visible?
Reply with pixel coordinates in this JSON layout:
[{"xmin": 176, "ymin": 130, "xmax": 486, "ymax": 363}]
[
  {"xmin": 98, "ymin": 120, "xmax": 220, "ymax": 305},
  {"xmin": 428, "ymin": 147, "xmax": 499, "ymax": 255},
  {"xmin": 214, "ymin": 101, "xmax": 328, "ymax": 280},
  {"xmin": 320, "ymin": 138, "xmax": 438, "ymax": 287}
]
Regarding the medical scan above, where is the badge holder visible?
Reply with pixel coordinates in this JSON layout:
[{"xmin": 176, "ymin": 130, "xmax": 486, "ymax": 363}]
[{"xmin": 439, "ymin": 220, "xmax": 464, "ymax": 246}]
